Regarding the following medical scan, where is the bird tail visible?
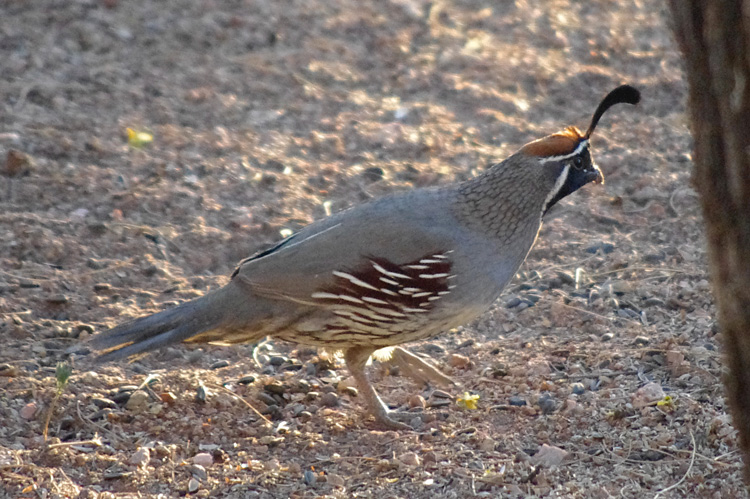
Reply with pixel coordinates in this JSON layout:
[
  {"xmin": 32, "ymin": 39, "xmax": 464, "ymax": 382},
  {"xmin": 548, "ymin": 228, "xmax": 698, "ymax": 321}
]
[{"xmin": 85, "ymin": 283, "xmax": 262, "ymax": 362}]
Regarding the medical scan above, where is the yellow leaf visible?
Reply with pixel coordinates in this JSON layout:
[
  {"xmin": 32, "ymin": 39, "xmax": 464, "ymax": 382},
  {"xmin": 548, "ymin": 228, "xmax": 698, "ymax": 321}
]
[
  {"xmin": 127, "ymin": 127, "xmax": 153, "ymax": 147},
  {"xmin": 657, "ymin": 395, "xmax": 675, "ymax": 408},
  {"xmin": 457, "ymin": 392, "xmax": 480, "ymax": 410}
]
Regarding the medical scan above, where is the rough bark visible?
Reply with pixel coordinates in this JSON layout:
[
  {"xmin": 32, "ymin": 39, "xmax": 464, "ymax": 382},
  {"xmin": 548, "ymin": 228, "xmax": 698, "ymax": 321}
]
[{"xmin": 668, "ymin": 0, "xmax": 750, "ymax": 482}]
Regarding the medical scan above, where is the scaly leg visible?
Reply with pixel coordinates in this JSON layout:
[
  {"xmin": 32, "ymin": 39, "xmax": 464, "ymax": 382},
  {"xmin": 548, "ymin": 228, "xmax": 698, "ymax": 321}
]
[{"xmin": 344, "ymin": 346, "xmax": 413, "ymax": 430}]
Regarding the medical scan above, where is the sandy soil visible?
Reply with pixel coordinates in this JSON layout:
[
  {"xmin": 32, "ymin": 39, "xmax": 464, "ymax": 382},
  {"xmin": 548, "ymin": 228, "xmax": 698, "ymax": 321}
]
[{"xmin": 0, "ymin": 0, "xmax": 743, "ymax": 497}]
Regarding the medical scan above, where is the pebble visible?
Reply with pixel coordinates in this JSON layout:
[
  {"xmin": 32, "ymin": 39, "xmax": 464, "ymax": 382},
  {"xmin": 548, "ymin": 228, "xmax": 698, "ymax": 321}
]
[
  {"xmin": 91, "ymin": 397, "xmax": 117, "ymax": 409},
  {"xmin": 363, "ymin": 167, "xmax": 385, "ymax": 182},
  {"xmin": 264, "ymin": 382, "xmax": 288, "ymax": 395},
  {"xmin": 633, "ymin": 382, "xmax": 665, "ymax": 408},
  {"xmin": 160, "ymin": 392, "xmax": 177, "ymax": 404},
  {"xmin": 509, "ymin": 396, "xmax": 527, "ymax": 407},
  {"xmin": 571, "ymin": 383, "xmax": 585, "ymax": 395},
  {"xmin": 20, "ymin": 402, "xmax": 38, "ymax": 420},
  {"xmin": 257, "ymin": 394, "xmax": 278, "ymax": 407},
  {"xmin": 195, "ymin": 385, "xmax": 209, "ymax": 403},
  {"xmin": 537, "ymin": 394, "xmax": 557, "ymax": 414},
  {"xmin": 398, "ymin": 451, "xmax": 420, "ymax": 466},
  {"xmin": 269, "ymin": 355, "xmax": 288, "ymax": 366},
  {"xmin": 505, "ymin": 296, "xmax": 521, "ymax": 308},
  {"xmin": 129, "ymin": 447, "xmax": 150, "ymax": 467},
  {"xmin": 448, "ymin": 353, "xmax": 470, "ymax": 369},
  {"xmin": 530, "ymin": 444, "xmax": 569, "ymax": 467},
  {"xmin": 0, "ymin": 364, "xmax": 19, "ymax": 377},
  {"xmin": 633, "ymin": 336, "xmax": 650, "ymax": 346},
  {"xmin": 125, "ymin": 390, "xmax": 149, "ymax": 411},
  {"xmin": 187, "ymin": 477, "xmax": 200, "ymax": 493},
  {"xmin": 209, "ymin": 360, "xmax": 230, "ymax": 370},
  {"xmin": 601, "ymin": 332, "xmax": 614, "ymax": 342},
  {"xmin": 327, "ymin": 472, "xmax": 346, "ymax": 487},
  {"xmin": 320, "ymin": 392, "xmax": 339, "ymax": 407},
  {"xmin": 585, "ymin": 241, "xmax": 615, "ymax": 254},
  {"xmin": 341, "ymin": 386, "xmax": 358, "ymax": 398},
  {"xmin": 237, "ymin": 375, "xmax": 256, "ymax": 385},
  {"xmin": 303, "ymin": 470, "xmax": 317, "ymax": 485},
  {"xmin": 192, "ymin": 453, "xmax": 213, "ymax": 467}
]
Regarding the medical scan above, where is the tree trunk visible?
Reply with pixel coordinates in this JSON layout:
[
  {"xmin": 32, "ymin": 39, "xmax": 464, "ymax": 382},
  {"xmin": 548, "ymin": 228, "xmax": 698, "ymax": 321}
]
[{"xmin": 668, "ymin": 0, "xmax": 750, "ymax": 482}]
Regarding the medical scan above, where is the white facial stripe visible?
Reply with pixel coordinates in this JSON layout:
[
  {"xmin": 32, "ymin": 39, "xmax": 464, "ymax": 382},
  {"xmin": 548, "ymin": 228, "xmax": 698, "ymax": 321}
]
[
  {"xmin": 543, "ymin": 163, "xmax": 571, "ymax": 212},
  {"xmin": 538, "ymin": 139, "xmax": 588, "ymax": 164}
]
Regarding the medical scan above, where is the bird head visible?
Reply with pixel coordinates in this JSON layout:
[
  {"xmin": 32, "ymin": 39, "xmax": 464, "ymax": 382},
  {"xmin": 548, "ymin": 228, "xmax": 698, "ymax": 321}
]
[{"xmin": 518, "ymin": 85, "xmax": 641, "ymax": 215}]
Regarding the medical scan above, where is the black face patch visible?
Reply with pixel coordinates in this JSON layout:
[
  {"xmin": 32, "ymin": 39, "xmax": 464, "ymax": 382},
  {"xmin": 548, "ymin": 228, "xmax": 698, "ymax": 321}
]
[{"xmin": 543, "ymin": 144, "xmax": 602, "ymax": 215}]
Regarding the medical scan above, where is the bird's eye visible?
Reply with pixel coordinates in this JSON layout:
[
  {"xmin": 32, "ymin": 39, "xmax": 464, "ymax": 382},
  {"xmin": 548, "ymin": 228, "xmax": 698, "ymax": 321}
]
[{"xmin": 573, "ymin": 156, "xmax": 583, "ymax": 169}]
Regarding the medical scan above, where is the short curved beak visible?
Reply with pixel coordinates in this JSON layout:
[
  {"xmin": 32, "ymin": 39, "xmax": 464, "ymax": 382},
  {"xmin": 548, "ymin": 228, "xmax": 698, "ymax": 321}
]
[{"xmin": 587, "ymin": 164, "xmax": 605, "ymax": 185}]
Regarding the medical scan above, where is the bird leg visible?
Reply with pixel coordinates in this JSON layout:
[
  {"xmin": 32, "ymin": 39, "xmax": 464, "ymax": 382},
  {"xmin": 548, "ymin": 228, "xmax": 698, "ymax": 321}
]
[
  {"xmin": 385, "ymin": 347, "xmax": 455, "ymax": 388},
  {"xmin": 344, "ymin": 346, "xmax": 413, "ymax": 430}
]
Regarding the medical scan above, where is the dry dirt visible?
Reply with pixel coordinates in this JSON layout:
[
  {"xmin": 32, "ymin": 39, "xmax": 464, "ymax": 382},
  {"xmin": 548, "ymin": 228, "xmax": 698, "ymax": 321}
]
[{"xmin": 0, "ymin": 0, "xmax": 743, "ymax": 498}]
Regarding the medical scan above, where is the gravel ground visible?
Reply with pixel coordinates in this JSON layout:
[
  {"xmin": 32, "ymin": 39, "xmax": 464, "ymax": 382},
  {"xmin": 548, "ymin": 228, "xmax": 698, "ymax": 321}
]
[{"xmin": 0, "ymin": 0, "xmax": 743, "ymax": 497}]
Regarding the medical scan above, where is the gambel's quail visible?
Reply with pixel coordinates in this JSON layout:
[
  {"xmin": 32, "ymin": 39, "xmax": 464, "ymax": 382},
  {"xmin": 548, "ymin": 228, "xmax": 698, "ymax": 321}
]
[{"xmin": 85, "ymin": 85, "xmax": 641, "ymax": 429}]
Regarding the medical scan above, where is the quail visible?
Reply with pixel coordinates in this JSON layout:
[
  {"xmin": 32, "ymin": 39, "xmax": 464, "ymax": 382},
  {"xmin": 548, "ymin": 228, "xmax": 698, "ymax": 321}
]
[{"xmin": 85, "ymin": 85, "xmax": 641, "ymax": 429}]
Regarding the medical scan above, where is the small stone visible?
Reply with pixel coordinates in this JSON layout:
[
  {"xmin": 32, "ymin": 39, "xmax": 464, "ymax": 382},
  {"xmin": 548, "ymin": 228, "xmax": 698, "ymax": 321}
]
[
  {"xmin": 187, "ymin": 477, "xmax": 200, "ymax": 493},
  {"xmin": 448, "ymin": 354, "xmax": 470, "ymax": 369},
  {"xmin": 327, "ymin": 472, "xmax": 346, "ymax": 487},
  {"xmin": 601, "ymin": 333, "xmax": 614, "ymax": 342},
  {"xmin": 91, "ymin": 397, "xmax": 117, "ymax": 409},
  {"xmin": 195, "ymin": 385, "xmax": 209, "ymax": 403},
  {"xmin": 269, "ymin": 355, "xmax": 288, "ymax": 366},
  {"xmin": 633, "ymin": 336, "xmax": 650, "ymax": 346},
  {"xmin": 209, "ymin": 360, "xmax": 230, "ymax": 370},
  {"xmin": 237, "ymin": 375, "xmax": 256, "ymax": 385},
  {"xmin": 633, "ymin": 382, "xmax": 665, "ymax": 408},
  {"xmin": 537, "ymin": 393, "xmax": 557, "ymax": 414},
  {"xmin": 505, "ymin": 296, "xmax": 521, "ymax": 308},
  {"xmin": 192, "ymin": 453, "xmax": 213, "ymax": 467},
  {"xmin": 129, "ymin": 447, "xmax": 150, "ymax": 467},
  {"xmin": 320, "ymin": 392, "xmax": 339, "ymax": 407},
  {"xmin": 303, "ymin": 469, "xmax": 316, "ymax": 485},
  {"xmin": 363, "ymin": 166, "xmax": 385, "ymax": 182},
  {"xmin": 571, "ymin": 383, "xmax": 585, "ymax": 395},
  {"xmin": 125, "ymin": 390, "xmax": 149, "ymax": 411},
  {"xmin": 479, "ymin": 436, "xmax": 496, "ymax": 452},
  {"xmin": 398, "ymin": 451, "xmax": 420, "ymax": 466},
  {"xmin": 509, "ymin": 396, "xmax": 527, "ymax": 407},
  {"xmin": 530, "ymin": 444, "xmax": 569, "ymax": 467},
  {"xmin": 585, "ymin": 242, "xmax": 615, "ymax": 254},
  {"xmin": 160, "ymin": 392, "xmax": 177, "ymax": 404},
  {"xmin": 264, "ymin": 382, "xmax": 287, "ymax": 395},
  {"xmin": 3, "ymin": 149, "xmax": 33, "ymax": 177},
  {"xmin": 20, "ymin": 402, "xmax": 38, "ymax": 420},
  {"xmin": 188, "ymin": 464, "xmax": 208, "ymax": 480},
  {"xmin": 341, "ymin": 386, "xmax": 358, "ymax": 398}
]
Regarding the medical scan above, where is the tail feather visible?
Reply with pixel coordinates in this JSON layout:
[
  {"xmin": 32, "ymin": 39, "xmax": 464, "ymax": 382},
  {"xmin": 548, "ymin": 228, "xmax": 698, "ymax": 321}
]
[{"xmin": 86, "ymin": 284, "xmax": 254, "ymax": 362}]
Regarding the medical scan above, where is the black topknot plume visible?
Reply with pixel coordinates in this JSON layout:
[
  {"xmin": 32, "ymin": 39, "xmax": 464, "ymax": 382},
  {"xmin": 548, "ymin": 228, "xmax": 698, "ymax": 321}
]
[{"xmin": 584, "ymin": 84, "xmax": 641, "ymax": 139}]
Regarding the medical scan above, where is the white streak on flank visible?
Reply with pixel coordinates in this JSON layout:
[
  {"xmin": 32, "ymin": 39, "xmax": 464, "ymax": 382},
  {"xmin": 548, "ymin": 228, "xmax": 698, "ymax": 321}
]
[
  {"xmin": 332, "ymin": 270, "xmax": 379, "ymax": 291},
  {"xmin": 419, "ymin": 259, "xmax": 442, "ymax": 264},
  {"xmin": 371, "ymin": 262, "xmax": 411, "ymax": 280},
  {"xmin": 311, "ymin": 292, "xmax": 340, "ymax": 300},
  {"xmin": 419, "ymin": 273, "xmax": 450, "ymax": 279},
  {"xmin": 537, "ymin": 139, "xmax": 588, "ymax": 164},
  {"xmin": 352, "ymin": 308, "xmax": 396, "ymax": 322},
  {"xmin": 380, "ymin": 288, "xmax": 399, "ymax": 296},
  {"xmin": 406, "ymin": 264, "xmax": 429, "ymax": 270},
  {"xmin": 411, "ymin": 291, "xmax": 433, "ymax": 298},
  {"xmin": 370, "ymin": 307, "xmax": 407, "ymax": 318},
  {"xmin": 448, "ymin": 285, "xmax": 457, "ymax": 290},
  {"xmin": 338, "ymin": 295, "xmax": 365, "ymax": 304},
  {"xmin": 437, "ymin": 290, "xmax": 451, "ymax": 295},
  {"xmin": 427, "ymin": 295, "xmax": 444, "ymax": 301},
  {"xmin": 362, "ymin": 296, "xmax": 389, "ymax": 305},
  {"xmin": 543, "ymin": 163, "xmax": 571, "ymax": 213},
  {"xmin": 379, "ymin": 277, "xmax": 399, "ymax": 286},
  {"xmin": 333, "ymin": 310, "xmax": 376, "ymax": 324},
  {"xmin": 402, "ymin": 307, "xmax": 429, "ymax": 314},
  {"xmin": 403, "ymin": 287, "xmax": 422, "ymax": 292}
]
